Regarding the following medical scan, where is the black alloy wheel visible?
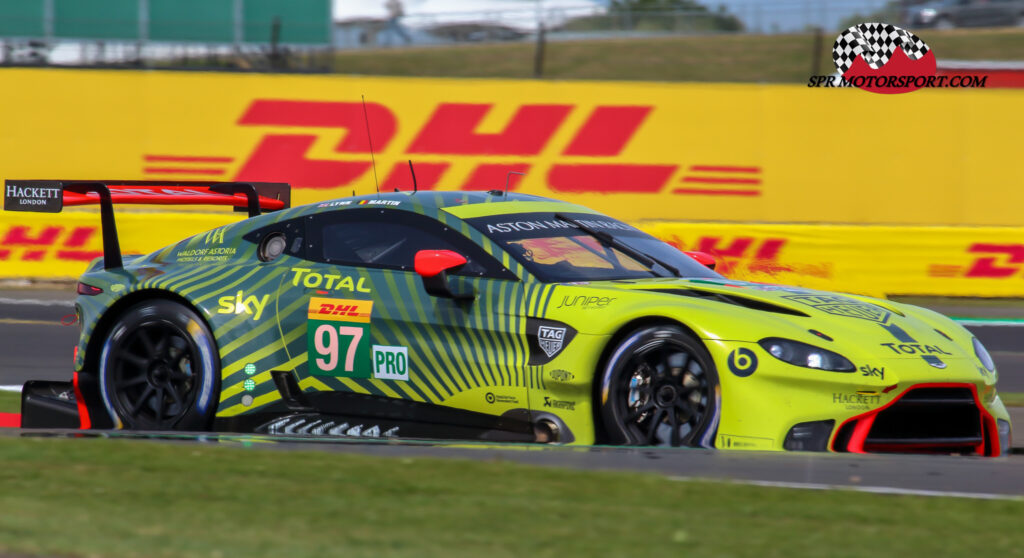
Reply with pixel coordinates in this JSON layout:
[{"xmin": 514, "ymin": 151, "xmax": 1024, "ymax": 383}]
[
  {"xmin": 99, "ymin": 300, "xmax": 220, "ymax": 430},
  {"xmin": 598, "ymin": 325, "xmax": 718, "ymax": 447}
]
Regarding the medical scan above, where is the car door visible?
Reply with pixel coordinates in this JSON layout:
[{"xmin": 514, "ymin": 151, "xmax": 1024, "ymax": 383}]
[{"xmin": 274, "ymin": 206, "xmax": 532, "ymax": 432}]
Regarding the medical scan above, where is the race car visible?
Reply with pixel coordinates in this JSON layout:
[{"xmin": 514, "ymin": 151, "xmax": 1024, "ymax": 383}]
[{"xmin": 4, "ymin": 179, "xmax": 1012, "ymax": 455}]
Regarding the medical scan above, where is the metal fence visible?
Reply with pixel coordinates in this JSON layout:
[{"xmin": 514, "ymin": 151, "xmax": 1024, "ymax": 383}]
[{"xmin": 0, "ymin": 1, "xmax": 942, "ymax": 68}]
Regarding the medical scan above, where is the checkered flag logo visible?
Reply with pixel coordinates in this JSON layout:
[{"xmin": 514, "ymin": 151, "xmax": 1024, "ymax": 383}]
[{"xmin": 833, "ymin": 23, "xmax": 930, "ymax": 74}]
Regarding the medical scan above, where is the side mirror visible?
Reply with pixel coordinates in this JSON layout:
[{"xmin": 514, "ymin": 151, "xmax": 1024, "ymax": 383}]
[
  {"xmin": 414, "ymin": 250, "xmax": 476, "ymax": 300},
  {"xmin": 685, "ymin": 251, "xmax": 717, "ymax": 270}
]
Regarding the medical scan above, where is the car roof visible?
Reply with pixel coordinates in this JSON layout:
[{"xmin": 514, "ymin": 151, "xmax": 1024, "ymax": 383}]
[{"xmin": 300, "ymin": 190, "xmax": 600, "ymax": 219}]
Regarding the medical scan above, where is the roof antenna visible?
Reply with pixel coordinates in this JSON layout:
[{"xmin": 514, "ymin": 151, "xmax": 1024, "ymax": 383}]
[
  {"xmin": 408, "ymin": 160, "xmax": 418, "ymax": 194},
  {"xmin": 361, "ymin": 95, "xmax": 380, "ymax": 197},
  {"xmin": 505, "ymin": 171, "xmax": 525, "ymax": 196}
]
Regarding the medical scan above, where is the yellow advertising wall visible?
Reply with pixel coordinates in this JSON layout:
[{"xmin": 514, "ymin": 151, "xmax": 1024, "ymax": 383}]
[
  {"xmin": 4, "ymin": 210, "xmax": 1023, "ymax": 298},
  {"xmin": 0, "ymin": 68, "xmax": 1019, "ymax": 296},
  {"xmin": 0, "ymin": 68, "xmax": 1019, "ymax": 226}
]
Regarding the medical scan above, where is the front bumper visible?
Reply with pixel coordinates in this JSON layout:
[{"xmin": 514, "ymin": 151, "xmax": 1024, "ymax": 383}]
[{"xmin": 830, "ymin": 383, "xmax": 1008, "ymax": 457}]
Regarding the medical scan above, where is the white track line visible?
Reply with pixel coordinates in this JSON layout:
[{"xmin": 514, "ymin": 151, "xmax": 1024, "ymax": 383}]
[
  {"xmin": 954, "ymin": 318, "xmax": 1024, "ymax": 327},
  {"xmin": 670, "ymin": 476, "xmax": 1022, "ymax": 501},
  {"xmin": 0, "ymin": 385, "xmax": 21, "ymax": 393},
  {"xmin": 0, "ymin": 297, "xmax": 73, "ymax": 307}
]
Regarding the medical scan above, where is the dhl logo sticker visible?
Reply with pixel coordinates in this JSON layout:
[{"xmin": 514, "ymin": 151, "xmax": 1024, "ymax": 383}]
[
  {"xmin": 0, "ymin": 225, "xmax": 102, "ymax": 263},
  {"xmin": 141, "ymin": 99, "xmax": 762, "ymax": 197},
  {"xmin": 308, "ymin": 297, "xmax": 373, "ymax": 323}
]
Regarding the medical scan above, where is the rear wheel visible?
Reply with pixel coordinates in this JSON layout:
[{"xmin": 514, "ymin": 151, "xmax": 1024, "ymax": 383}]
[
  {"xmin": 598, "ymin": 325, "xmax": 719, "ymax": 447},
  {"xmin": 99, "ymin": 300, "xmax": 220, "ymax": 430}
]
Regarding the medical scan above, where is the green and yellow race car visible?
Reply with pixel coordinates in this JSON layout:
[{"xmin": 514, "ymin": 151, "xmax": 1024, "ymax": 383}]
[{"xmin": 6, "ymin": 180, "xmax": 1012, "ymax": 455}]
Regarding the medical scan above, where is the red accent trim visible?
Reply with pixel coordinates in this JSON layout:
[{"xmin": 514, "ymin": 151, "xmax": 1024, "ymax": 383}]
[
  {"xmin": 689, "ymin": 165, "xmax": 760, "ymax": 173},
  {"xmin": 73, "ymin": 371, "xmax": 91, "ymax": 430},
  {"xmin": 0, "ymin": 413, "xmax": 19, "ymax": 428},
  {"xmin": 144, "ymin": 155, "xmax": 234, "ymax": 163},
  {"xmin": 60, "ymin": 186, "xmax": 285, "ymax": 211},
  {"xmin": 681, "ymin": 177, "xmax": 762, "ymax": 185},
  {"xmin": 832, "ymin": 383, "xmax": 999, "ymax": 456},
  {"xmin": 672, "ymin": 188, "xmax": 761, "ymax": 197},
  {"xmin": 144, "ymin": 167, "xmax": 227, "ymax": 176}
]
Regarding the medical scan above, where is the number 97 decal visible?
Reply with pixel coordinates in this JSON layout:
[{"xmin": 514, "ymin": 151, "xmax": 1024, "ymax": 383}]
[
  {"xmin": 307, "ymin": 297, "xmax": 373, "ymax": 379},
  {"xmin": 313, "ymin": 324, "xmax": 364, "ymax": 373}
]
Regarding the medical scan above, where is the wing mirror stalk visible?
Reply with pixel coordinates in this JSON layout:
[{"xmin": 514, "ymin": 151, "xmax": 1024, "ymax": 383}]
[{"xmin": 414, "ymin": 250, "xmax": 476, "ymax": 300}]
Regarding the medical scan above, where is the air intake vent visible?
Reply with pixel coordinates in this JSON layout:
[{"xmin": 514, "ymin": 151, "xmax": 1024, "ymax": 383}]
[
  {"xmin": 836, "ymin": 386, "xmax": 990, "ymax": 456},
  {"xmin": 646, "ymin": 289, "xmax": 810, "ymax": 317}
]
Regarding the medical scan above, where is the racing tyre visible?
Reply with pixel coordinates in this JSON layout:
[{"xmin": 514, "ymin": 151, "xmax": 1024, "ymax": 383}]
[
  {"xmin": 598, "ymin": 325, "xmax": 719, "ymax": 447},
  {"xmin": 99, "ymin": 299, "xmax": 220, "ymax": 430}
]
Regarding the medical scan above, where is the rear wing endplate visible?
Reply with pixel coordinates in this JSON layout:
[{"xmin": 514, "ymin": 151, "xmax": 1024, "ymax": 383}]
[{"xmin": 3, "ymin": 180, "xmax": 291, "ymax": 270}]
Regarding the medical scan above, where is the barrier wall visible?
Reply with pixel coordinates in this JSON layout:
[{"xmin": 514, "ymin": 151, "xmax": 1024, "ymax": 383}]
[
  {"xmin": 4, "ymin": 210, "xmax": 1024, "ymax": 298},
  {"xmin": 0, "ymin": 68, "xmax": 1019, "ymax": 226},
  {"xmin": 0, "ymin": 69, "xmax": 1018, "ymax": 296}
]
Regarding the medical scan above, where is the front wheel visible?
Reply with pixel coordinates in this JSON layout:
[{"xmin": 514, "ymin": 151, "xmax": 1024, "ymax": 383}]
[
  {"xmin": 99, "ymin": 299, "xmax": 220, "ymax": 430},
  {"xmin": 597, "ymin": 325, "xmax": 719, "ymax": 447}
]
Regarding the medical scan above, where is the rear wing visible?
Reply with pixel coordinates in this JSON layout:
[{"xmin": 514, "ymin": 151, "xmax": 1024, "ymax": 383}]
[{"xmin": 3, "ymin": 180, "xmax": 290, "ymax": 270}]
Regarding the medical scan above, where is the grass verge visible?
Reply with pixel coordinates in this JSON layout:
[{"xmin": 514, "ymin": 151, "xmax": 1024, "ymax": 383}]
[
  {"xmin": 0, "ymin": 391, "xmax": 17, "ymax": 414},
  {"xmin": 0, "ymin": 437, "xmax": 1021, "ymax": 558},
  {"xmin": 1001, "ymin": 391, "xmax": 1024, "ymax": 407},
  {"xmin": 331, "ymin": 28, "xmax": 1024, "ymax": 83}
]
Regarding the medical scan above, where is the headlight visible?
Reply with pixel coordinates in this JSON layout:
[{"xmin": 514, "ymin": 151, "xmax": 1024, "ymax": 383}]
[
  {"xmin": 973, "ymin": 337, "xmax": 995, "ymax": 372},
  {"xmin": 758, "ymin": 337, "xmax": 855, "ymax": 372}
]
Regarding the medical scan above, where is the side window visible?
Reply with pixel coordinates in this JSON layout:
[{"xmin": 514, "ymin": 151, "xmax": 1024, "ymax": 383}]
[{"xmin": 311, "ymin": 209, "xmax": 516, "ymax": 279}]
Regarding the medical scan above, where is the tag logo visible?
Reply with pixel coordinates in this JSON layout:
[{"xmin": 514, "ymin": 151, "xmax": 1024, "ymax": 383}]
[
  {"xmin": 372, "ymin": 345, "xmax": 409, "ymax": 381},
  {"xmin": 537, "ymin": 326, "xmax": 566, "ymax": 358}
]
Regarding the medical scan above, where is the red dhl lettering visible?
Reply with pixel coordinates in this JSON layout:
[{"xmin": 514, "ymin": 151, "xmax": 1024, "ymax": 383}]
[
  {"xmin": 660, "ymin": 235, "xmax": 830, "ymax": 279},
  {"xmin": 224, "ymin": 99, "xmax": 762, "ymax": 196},
  {"xmin": 928, "ymin": 243, "xmax": 1024, "ymax": 280},
  {"xmin": 0, "ymin": 226, "xmax": 102, "ymax": 262}
]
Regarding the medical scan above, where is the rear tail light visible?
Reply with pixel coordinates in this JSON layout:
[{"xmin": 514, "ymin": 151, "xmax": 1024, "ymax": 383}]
[{"xmin": 77, "ymin": 282, "xmax": 103, "ymax": 296}]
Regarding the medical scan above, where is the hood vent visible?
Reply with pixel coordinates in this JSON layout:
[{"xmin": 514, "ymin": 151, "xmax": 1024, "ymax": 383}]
[{"xmin": 646, "ymin": 289, "xmax": 810, "ymax": 317}]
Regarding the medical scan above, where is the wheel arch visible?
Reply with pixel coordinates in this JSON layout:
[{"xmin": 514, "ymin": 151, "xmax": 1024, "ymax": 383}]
[
  {"xmin": 590, "ymin": 315, "xmax": 705, "ymax": 443},
  {"xmin": 78, "ymin": 289, "xmax": 219, "ymax": 427}
]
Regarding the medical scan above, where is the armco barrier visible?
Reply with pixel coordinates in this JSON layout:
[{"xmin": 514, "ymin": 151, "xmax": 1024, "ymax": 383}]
[
  {"xmin": 3, "ymin": 210, "xmax": 1024, "ymax": 298},
  {"xmin": 0, "ymin": 68, "xmax": 1020, "ymax": 226}
]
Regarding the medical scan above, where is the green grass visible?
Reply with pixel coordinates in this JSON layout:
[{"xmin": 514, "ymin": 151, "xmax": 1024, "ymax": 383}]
[
  {"xmin": 0, "ymin": 391, "xmax": 16, "ymax": 414},
  {"xmin": 331, "ymin": 28, "xmax": 1024, "ymax": 82},
  {"xmin": 0, "ymin": 437, "xmax": 1021, "ymax": 558},
  {"xmin": 1001, "ymin": 392, "xmax": 1024, "ymax": 407}
]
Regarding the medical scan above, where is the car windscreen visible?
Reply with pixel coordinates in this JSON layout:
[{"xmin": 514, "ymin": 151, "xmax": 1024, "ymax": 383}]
[{"xmin": 464, "ymin": 212, "xmax": 723, "ymax": 283}]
